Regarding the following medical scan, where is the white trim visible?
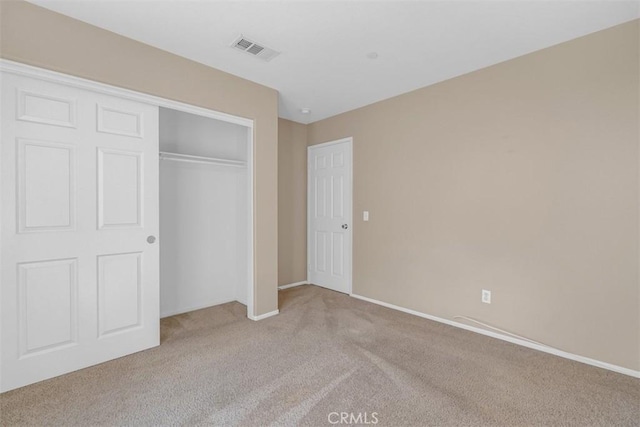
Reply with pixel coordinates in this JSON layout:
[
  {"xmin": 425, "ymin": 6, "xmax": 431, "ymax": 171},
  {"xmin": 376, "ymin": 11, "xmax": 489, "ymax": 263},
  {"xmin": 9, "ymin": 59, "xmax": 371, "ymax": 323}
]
[
  {"xmin": 307, "ymin": 137, "xmax": 353, "ymax": 295},
  {"xmin": 350, "ymin": 293, "xmax": 640, "ymax": 379},
  {"xmin": 278, "ymin": 281, "xmax": 308, "ymax": 290},
  {"xmin": 0, "ymin": 60, "xmax": 253, "ymax": 127},
  {"xmin": 307, "ymin": 137, "xmax": 353, "ymax": 150},
  {"xmin": 160, "ymin": 298, "xmax": 236, "ymax": 319},
  {"xmin": 1, "ymin": 59, "xmax": 257, "ymax": 321},
  {"xmin": 248, "ymin": 309, "xmax": 279, "ymax": 321},
  {"xmin": 246, "ymin": 125, "xmax": 255, "ymax": 319}
]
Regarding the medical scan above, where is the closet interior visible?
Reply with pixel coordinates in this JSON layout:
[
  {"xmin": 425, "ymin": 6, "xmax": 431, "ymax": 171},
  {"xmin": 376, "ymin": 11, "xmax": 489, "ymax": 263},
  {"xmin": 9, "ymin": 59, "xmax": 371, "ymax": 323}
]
[{"xmin": 159, "ymin": 107, "xmax": 251, "ymax": 318}]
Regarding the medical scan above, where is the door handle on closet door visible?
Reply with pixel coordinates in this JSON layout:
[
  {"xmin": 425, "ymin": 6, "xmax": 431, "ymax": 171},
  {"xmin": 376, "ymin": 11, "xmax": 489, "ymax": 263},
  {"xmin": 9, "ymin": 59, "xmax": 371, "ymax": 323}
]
[
  {"xmin": 147, "ymin": 235, "xmax": 156, "ymax": 244},
  {"xmin": 341, "ymin": 224, "xmax": 348, "ymax": 230}
]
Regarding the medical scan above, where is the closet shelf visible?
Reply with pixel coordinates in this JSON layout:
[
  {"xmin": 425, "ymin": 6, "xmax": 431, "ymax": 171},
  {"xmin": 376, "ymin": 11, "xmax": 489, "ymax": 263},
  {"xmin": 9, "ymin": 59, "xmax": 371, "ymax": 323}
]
[{"xmin": 159, "ymin": 151, "xmax": 246, "ymax": 167}]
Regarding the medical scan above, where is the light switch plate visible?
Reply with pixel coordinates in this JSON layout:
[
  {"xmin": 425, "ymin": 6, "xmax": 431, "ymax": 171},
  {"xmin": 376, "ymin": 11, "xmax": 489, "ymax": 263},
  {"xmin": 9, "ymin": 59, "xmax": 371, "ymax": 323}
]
[
  {"xmin": 482, "ymin": 289, "xmax": 491, "ymax": 304},
  {"xmin": 363, "ymin": 211, "xmax": 369, "ymax": 221}
]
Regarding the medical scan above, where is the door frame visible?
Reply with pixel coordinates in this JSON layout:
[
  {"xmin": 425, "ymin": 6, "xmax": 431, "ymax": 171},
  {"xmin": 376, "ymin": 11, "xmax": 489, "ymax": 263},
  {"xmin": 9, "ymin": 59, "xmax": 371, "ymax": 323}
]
[
  {"xmin": 307, "ymin": 137, "xmax": 353, "ymax": 295},
  {"xmin": 0, "ymin": 59, "xmax": 257, "ymax": 320}
]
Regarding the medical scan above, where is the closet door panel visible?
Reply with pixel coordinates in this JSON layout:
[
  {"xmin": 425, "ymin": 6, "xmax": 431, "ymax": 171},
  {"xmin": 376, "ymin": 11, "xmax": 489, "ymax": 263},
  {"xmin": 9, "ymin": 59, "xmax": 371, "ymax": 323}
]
[
  {"xmin": 97, "ymin": 149, "xmax": 143, "ymax": 229},
  {"xmin": 97, "ymin": 252, "xmax": 142, "ymax": 336},
  {"xmin": 17, "ymin": 89, "xmax": 77, "ymax": 128},
  {"xmin": 1, "ymin": 72, "xmax": 160, "ymax": 392},
  {"xmin": 18, "ymin": 258, "xmax": 79, "ymax": 356},
  {"xmin": 97, "ymin": 104, "xmax": 143, "ymax": 138},
  {"xmin": 17, "ymin": 139, "xmax": 76, "ymax": 233}
]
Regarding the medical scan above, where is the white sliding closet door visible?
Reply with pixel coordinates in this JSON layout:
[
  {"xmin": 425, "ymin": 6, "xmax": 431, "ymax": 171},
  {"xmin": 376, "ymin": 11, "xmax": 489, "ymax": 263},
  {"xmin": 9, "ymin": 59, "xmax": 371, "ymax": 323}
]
[{"xmin": 0, "ymin": 73, "xmax": 160, "ymax": 392}]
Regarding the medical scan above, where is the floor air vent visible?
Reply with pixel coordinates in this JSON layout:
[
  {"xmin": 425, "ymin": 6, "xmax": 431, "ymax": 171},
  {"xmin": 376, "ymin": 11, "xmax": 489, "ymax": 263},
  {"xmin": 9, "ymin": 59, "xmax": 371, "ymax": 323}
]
[{"xmin": 231, "ymin": 35, "xmax": 280, "ymax": 62}]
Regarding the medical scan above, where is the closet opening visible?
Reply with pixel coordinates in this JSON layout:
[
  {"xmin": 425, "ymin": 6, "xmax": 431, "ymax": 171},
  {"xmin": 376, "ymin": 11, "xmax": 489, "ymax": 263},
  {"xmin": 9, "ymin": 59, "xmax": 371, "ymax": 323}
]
[{"xmin": 159, "ymin": 107, "xmax": 253, "ymax": 318}]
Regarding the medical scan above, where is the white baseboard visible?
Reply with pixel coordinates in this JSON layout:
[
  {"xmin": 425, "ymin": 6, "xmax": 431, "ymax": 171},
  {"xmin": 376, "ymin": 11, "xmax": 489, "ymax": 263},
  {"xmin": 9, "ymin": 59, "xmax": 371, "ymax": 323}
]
[
  {"xmin": 160, "ymin": 298, "xmax": 237, "ymax": 319},
  {"xmin": 278, "ymin": 281, "xmax": 308, "ymax": 290},
  {"xmin": 248, "ymin": 309, "xmax": 279, "ymax": 321},
  {"xmin": 350, "ymin": 293, "xmax": 640, "ymax": 379}
]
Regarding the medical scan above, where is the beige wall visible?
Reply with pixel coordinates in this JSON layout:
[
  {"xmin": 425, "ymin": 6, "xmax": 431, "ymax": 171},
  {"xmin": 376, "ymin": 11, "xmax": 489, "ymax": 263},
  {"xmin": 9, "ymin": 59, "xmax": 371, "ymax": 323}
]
[
  {"xmin": 278, "ymin": 119, "xmax": 308, "ymax": 286},
  {"xmin": 308, "ymin": 20, "xmax": 640, "ymax": 371},
  {"xmin": 0, "ymin": 0, "xmax": 278, "ymax": 316}
]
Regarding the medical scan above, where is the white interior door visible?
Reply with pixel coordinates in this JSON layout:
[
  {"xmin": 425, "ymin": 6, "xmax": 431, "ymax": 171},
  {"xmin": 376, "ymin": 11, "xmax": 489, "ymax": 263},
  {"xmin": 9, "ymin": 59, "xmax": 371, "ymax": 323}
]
[
  {"xmin": 1, "ymin": 73, "xmax": 160, "ymax": 392},
  {"xmin": 308, "ymin": 138, "xmax": 352, "ymax": 294}
]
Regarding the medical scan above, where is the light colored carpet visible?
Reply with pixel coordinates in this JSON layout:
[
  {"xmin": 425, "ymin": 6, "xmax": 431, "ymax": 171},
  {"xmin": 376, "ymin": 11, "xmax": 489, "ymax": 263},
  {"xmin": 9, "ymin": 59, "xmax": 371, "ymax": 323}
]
[{"xmin": 1, "ymin": 284, "xmax": 638, "ymax": 426}]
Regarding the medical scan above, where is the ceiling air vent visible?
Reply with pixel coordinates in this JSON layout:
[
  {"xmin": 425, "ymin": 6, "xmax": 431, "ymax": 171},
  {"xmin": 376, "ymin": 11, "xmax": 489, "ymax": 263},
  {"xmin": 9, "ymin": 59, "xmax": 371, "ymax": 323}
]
[{"xmin": 230, "ymin": 35, "xmax": 280, "ymax": 62}]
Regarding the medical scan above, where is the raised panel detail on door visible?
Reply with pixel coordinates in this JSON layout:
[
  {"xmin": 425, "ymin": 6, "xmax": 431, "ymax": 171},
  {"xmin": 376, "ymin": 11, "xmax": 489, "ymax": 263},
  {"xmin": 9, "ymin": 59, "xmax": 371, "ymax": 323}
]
[
  {"xmin": 316, "ymin": 155, "xmax": 327, "ymax": 169},
  {"xmin": 332, "ymin": 233, "xmax": 344, "ymax": 276},
  {"xmin": 98, "ymin": 252, "xmax": 142, "ymax": 337},
  {"xmin": 315, "ymin": 176, "xmax": 327, "ymax": 218},
  {"xmin": 332, "ymin": 152, "xmax": 344, "ymax": 168},
  {"xmin": 332, "ymin": 176, "xmax": 344, "ymax": 219},
  {"xmin": 315, "ymin": 231, "xmax": 327, "ymax": 272},
  {"xmin": 97, "ymin": 149, "xmax": 143, "ymax": 229},
  {"xmin": 17, "ymin": 139, "xmax": 76, "ymax": 233},
  {"xmin": 17, "ymin": 89, "xmax": 76, "ymax": 128},
  {"xmin": 18, "ymin": 258, "xmax": 78, "ymax": 357},
  {"xmin": 97, "ymin": 104, "xmax": 143, "ymax": 138}
]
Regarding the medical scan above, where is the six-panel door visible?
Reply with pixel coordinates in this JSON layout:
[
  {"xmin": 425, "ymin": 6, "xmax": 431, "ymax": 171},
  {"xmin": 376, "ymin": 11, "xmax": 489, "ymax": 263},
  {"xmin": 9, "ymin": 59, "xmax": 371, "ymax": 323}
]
[
  {"xmin": 0, "ymin": 74, "xmax": 159, "ymax": 392},
  {"xmin": 308, "ymin": 140, "xmax": 352, "ymax": 294}
]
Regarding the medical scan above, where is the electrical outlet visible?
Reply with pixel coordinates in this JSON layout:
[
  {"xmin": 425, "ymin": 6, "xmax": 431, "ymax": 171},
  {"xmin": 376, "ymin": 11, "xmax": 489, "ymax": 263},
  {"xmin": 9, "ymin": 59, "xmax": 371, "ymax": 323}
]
[{"xmin": 482, "ymin": 289, "xmax": 491, "ymax": 304}]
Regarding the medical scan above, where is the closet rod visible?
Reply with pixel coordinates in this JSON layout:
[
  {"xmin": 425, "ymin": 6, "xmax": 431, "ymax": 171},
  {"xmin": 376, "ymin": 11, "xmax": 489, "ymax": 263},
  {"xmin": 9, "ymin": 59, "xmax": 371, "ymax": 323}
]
[{"xmin": 159, "ymin": 151, "xmax": 246, "ymax": 168}]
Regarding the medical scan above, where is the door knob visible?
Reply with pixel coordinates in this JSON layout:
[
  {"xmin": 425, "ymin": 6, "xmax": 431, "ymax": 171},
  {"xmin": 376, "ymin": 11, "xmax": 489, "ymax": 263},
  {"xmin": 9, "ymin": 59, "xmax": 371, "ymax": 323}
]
[
  {"xmin": 147, "ymin": 235, "xmax": 156, "ymax": 244},
  {"xmin": 341, "ymin": 224, "xmax": 348, "ymax": 230}
]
